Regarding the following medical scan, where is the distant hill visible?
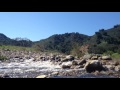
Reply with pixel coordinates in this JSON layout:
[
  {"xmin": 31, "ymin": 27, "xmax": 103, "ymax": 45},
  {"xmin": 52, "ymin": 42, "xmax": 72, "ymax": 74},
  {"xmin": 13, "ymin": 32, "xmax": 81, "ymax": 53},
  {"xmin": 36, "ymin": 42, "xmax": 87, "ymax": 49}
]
[
  {"xmin": 1, "ymin": 24, "xmax": 120, "ymax": 55},
  {"xmin": 0, "ymin": 33, "xmax": 32, "ymax": 47},
  {"xmin": 88, "ymin": 24, "xmax": 120, "ymax": 54},
  {"xmin": 33, "ymin": 24, "xmax": 120, "ymax": 55},
  {"xmin": 0, "ymin": 33, "xmax": 14, "ymax": 45},
  {"xmin": 33, "ymin": 32, "xmax": 90, "ymax": 54}
]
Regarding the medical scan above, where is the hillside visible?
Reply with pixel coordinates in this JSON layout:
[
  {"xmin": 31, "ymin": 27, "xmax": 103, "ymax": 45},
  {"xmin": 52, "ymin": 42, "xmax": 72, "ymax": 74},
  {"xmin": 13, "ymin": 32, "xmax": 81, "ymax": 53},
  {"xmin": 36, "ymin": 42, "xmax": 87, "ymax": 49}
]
[
  {"xmin": 88, "ymin": 24, "xmax": 120, "ymax": 54},
  {"xmin": 1, "ymin": 24, "xmax": 120, "ymax": 56},
  {"xmin": 33, "ymin": 32, "xmax": 90, "ymax": 54},
  {"xmin": 33, "ymin": 24, "xmax": 120, "ymax": 55},
  {"xmin": 0, "ymin": 33, "xmax": 32, "ymax": 47}
]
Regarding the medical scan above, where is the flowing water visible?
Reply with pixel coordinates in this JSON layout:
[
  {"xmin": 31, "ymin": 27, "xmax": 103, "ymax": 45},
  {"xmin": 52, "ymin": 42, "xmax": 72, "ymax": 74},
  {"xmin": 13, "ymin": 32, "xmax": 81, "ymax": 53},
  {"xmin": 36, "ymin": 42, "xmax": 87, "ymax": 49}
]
[
  {"xmin": 0, "ymin": 59, "xmax": 63, "ymax": 78},
  {"xmin": 0, "ymin": 59, "xmax": 117, "ymax": 78}
]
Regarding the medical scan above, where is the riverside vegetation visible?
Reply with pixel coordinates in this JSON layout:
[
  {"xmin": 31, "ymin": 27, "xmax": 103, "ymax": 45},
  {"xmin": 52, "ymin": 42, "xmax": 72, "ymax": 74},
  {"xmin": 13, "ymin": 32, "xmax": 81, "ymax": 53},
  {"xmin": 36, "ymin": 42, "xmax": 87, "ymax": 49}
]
[{"xmin": 0, "ymin": 24, "xmax": 120, "ymax": 78}]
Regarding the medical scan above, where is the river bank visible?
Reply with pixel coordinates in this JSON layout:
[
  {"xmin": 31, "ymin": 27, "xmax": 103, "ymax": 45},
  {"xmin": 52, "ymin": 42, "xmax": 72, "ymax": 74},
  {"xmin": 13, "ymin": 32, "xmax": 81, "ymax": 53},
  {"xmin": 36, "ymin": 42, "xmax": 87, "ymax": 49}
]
[{"xmin": 0, "ymin": 49, "xmax": 120, "ymax": 78}]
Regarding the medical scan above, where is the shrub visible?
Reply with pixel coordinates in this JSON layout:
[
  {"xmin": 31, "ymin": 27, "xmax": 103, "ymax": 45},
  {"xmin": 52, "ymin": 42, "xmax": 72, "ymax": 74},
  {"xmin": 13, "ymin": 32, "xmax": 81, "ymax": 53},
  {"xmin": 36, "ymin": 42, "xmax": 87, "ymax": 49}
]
[
  {"xmin": 111, "ymin": 53, "xmax": 120, "ymax": 59},
  {"xmin": 0, "ymin": 55, "xmax": 8, "ymax": 61}
]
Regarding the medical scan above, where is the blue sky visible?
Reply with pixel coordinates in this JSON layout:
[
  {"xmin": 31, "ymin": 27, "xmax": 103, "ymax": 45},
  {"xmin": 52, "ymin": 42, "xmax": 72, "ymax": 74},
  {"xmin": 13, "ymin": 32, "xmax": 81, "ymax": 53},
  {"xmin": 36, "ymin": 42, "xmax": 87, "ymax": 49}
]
[{"xmin": 0, "ymin": 12, "xmax": 120, "ymax": 41}]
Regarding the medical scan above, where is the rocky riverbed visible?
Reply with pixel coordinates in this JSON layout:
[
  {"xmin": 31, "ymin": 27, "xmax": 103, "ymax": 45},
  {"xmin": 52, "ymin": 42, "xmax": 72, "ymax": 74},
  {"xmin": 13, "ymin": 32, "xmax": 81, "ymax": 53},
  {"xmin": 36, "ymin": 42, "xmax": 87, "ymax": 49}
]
[{"xmin": 0, "ymin": 49, "xmax": 120, "ymax": 78}]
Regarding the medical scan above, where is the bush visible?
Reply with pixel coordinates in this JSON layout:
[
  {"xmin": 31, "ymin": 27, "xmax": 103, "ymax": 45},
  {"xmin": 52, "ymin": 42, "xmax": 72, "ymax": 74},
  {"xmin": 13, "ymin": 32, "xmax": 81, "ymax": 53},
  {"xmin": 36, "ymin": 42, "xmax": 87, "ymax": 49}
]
[
  {"xmin": 0, "ymin": 55, "xmax": 8, "ymax": 61},
  {"xmin": 103, "ymin": 51, "xmax": 114, "ymax": 55}
]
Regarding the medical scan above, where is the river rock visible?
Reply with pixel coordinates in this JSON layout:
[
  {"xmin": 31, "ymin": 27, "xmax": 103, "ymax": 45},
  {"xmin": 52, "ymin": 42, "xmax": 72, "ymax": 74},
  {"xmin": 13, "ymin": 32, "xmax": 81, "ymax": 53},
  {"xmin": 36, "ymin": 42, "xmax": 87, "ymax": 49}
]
[
  {"xmin": 91, "ymin": 56, "xmax": 98, "ymax": 60},
  {"xmin": 104, "ymin": 65, "xmax": 115, "ymax": 71},
  {"xmin": 36, "ymin": 75, "xmax": 47, "ymax": 78},
  {"xmin": 115, "ymin": 66, "xmax": 120, "ymax": 72},
  {"xmin": 0, "ymin": 74, "xmax": 10, "ymax": 78},
  {"xmin": 83, "ymin": 54, "xmax": 92, "ymax": 60},
  {"xmin": 114, "ymin": 61, "xmax": 120, "ymax": 66},
  {"xmin": 78, "ymin": 59, "xmax": 86, "ymax": 65},
  {"xmin": 62, "ymin": 65, "xmax": 71, "ymax": 69},
  {"xmin": 72, "ymin": 60, "xmax": 78, "ymax": 65},
  {"xmin": 51, "ymin": 72, "xmax": 59, "ymax": 76},
  {"xmin": 84, "ymin": 60, "xmax": 105, "ymax": 73},
  {"xmin": 62, "ymin": 55, "xmax": 74, "ymax": 62}
]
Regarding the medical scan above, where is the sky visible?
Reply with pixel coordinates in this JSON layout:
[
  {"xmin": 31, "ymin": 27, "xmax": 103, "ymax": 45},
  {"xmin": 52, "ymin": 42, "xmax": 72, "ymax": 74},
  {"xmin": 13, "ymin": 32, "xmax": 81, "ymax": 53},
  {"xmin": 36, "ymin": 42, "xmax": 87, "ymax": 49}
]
[{"xmin": 0, "ymin": 12, "xmax": 120, "ymax": 41}]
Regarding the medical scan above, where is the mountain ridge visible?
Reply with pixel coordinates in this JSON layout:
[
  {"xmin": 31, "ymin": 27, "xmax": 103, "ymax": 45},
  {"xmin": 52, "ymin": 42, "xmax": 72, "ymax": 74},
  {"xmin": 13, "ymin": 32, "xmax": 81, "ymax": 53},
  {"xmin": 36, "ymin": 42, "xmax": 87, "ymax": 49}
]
[{"xmin": 1, "ymin": 24, "xmax": 120, "ymax": 55}]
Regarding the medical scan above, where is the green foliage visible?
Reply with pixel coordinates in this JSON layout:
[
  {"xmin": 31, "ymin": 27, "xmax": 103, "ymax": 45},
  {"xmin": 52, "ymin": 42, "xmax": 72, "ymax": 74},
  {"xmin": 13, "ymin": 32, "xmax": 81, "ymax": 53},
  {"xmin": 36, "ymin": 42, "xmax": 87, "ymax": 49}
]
[
  {"xmin": 0, "ymin": 45, "xmax": 35, "ymax": 52},
  {"xmin": 0, "ymin": 33, "xmax": 33, "ymax": 47},
  {"xmin": 33, "ymin": 32, "xmax": 90, "ymax": 54},
  {"xmin": 0, "ymin": 55, "xmax": 7, "ymax": 61},
  {"xmin": 70, "ymin": 44, "xmax": 84, "ymax": 58},
  {"xmin": 103, "ymin": 51, "xmax": 114, "ymax": 55},
  {"xmin": 88, "ymin": 25, "xmax": 120, "ymax": 54},
  {"xmin": 111, "ymin": 53, "xmax": 120, "ymax": 59}
]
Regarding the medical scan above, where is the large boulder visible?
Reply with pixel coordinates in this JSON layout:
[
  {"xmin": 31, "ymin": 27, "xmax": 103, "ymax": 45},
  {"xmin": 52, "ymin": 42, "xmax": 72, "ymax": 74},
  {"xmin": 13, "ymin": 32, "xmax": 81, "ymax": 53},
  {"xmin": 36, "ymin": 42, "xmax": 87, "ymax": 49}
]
[
  {"xmin": 61, "ymin": 61, "xmax": 72, "ymax": 69},
  {"xmin": 84, "ymin": 60, "xmax": 105, "ymax": 73},
  {"xmin": 66, "ymin": 55, "xmax": 74, "ymax": 60},
  {"xmin": 62, "ymin": 61, "xmax": 72, "ymax": 66},
  {"xmin": 61, "ymin": 55, "xmax": 74, "ymax": 62}
]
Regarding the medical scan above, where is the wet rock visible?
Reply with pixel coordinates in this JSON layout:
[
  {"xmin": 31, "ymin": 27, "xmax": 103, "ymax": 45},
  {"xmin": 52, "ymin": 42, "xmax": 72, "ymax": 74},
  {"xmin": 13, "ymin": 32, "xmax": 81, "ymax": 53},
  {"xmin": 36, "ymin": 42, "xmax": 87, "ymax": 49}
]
[
  {"xmin": 3, "ymin": 74, "xmax": 10, "ymax": 78},
  {"xmin": 19, "ymin": 59, "xmax": 24, "ymax": 62},
  {"xmin": 62, "ymin": 65, "xmax": 71, "ymax": 69},
  {"xmin": 51, "ymin": 72, "xmax": 59, "ymax": 76},
  {"xmin": 0, "ymin": 74, "xmax": 4, "ymax": 78},
  {"xmin": 61, "ymin": 61, "xmax": 72, "ymax": 69},
  {"xmin": 79, "ymin": 73, "xmax": 115, "ymax": 78},
  {"xmin": 0, "ymin": 74, "xmax": 10, "ymax": 78},
  {"xmin": 84, "ymin": 60, "xmax": 105, "ymax": 73}
]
